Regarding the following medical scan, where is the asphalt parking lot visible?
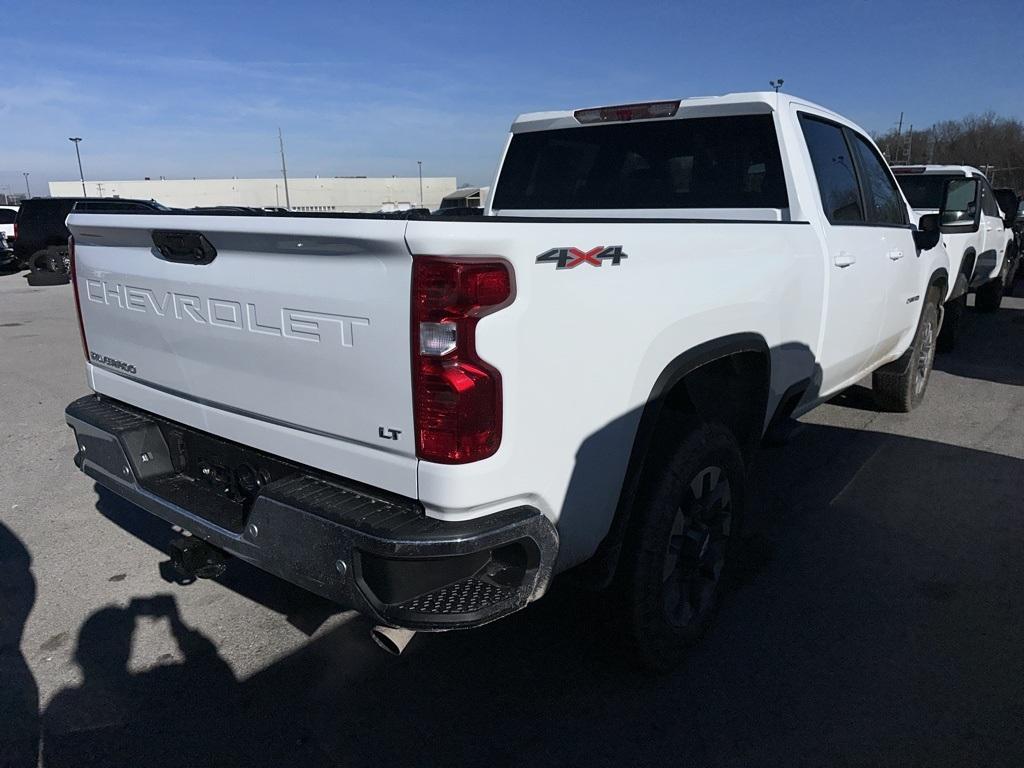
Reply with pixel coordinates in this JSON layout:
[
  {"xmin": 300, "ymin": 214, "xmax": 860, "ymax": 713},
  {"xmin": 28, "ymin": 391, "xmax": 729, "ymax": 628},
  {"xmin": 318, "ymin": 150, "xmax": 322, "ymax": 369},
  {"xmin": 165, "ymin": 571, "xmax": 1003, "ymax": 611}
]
[{"xmin": 2, "ymin": 273, "xmax": 1023, "ymax": 768}]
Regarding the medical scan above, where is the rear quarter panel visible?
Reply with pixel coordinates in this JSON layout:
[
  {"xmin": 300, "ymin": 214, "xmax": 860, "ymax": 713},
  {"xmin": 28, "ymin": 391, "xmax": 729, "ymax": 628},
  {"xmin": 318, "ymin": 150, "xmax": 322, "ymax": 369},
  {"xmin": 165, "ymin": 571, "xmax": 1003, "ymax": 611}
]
[{"xmin": 406, "ymin": 218, "xmax": 824, "ymax": 570}]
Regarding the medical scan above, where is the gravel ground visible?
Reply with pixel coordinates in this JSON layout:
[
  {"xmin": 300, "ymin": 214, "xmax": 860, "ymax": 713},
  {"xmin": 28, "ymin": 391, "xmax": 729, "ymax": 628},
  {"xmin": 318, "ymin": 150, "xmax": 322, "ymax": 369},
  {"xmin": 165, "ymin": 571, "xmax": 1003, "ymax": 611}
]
[{"xmin": 2, "ymin": 271, "xmax": 1022, "ymax": 767}]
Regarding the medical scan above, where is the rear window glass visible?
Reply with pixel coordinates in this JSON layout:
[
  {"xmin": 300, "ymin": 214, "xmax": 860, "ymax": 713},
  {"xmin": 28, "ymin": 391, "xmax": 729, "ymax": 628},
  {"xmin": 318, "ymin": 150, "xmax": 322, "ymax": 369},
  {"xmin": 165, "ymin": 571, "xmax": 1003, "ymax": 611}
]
[
  {"xmin": 0, "ymin": 209, "xmax": 17, "ymax": 224},
  {"xmin": 492, "ymin": 114, "xmax": 788, "ymax": 210},
  {"xmin": 17, "ymin": 200, "xmax": 78, "ymax": 233},
  {"xmin": 893, "ymin": 174, "xmax": 959, "ymax": 210}
]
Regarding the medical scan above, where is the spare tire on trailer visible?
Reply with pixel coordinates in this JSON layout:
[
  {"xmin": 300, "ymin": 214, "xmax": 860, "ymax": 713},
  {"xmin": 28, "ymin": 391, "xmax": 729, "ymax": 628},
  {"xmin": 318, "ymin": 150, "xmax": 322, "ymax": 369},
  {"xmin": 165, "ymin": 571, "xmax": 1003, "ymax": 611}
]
[
  {"xmin": 28, "ymin": 247, "xmax": 70, "ymax": 276},
  {"xmin": 26, "ymin": 250, "xmax": 70, "ymax": 285},
  {"xmin": 27, "ymin": 250, "xmax": 51, "ymax": 273}
]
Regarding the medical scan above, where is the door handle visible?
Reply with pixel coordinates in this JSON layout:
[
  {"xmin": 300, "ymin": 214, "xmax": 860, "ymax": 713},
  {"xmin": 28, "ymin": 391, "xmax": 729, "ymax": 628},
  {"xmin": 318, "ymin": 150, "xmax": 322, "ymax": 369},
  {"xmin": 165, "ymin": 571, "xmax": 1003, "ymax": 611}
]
[
  {"xmin": 887, "ymin": 249, "xmax": 904, "ymax": 260},
  {"xmin": 834, "ymin": 252, "xmax": 856, "ymax": 268}
]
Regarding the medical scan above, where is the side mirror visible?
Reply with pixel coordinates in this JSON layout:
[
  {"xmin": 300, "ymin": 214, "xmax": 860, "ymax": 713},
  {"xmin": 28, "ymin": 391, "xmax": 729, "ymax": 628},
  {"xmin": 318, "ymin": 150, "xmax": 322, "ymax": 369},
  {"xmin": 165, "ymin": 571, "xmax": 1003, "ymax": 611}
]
[
  {"xmin": 914, "ymin": 213, "xmax": 941, "ymax": 251},
  {"xmin": 939, "ymin": 178, "xmax": 980, "ymax": 233}
]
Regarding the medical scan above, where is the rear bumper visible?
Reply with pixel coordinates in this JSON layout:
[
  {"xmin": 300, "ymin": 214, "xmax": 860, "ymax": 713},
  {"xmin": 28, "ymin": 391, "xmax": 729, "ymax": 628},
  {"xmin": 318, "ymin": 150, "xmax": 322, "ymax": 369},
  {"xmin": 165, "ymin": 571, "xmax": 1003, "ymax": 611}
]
[{"xmin": 65, "ymin": 394, "xmax": 558, "ymax": 630}]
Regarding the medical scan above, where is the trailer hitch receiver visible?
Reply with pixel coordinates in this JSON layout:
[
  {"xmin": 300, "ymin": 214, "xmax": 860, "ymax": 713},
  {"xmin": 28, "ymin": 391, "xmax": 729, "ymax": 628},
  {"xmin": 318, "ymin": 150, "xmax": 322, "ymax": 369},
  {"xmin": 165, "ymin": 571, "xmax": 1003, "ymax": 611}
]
[{"xmin": 168, "ymin": 536, "xmax": 228, "ymax": 580}]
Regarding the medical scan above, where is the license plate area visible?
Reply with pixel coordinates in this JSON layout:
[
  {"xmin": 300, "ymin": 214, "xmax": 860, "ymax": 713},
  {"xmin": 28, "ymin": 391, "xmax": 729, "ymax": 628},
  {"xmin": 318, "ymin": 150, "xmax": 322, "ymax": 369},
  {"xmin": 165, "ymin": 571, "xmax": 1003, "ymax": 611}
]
[{"xmin": 150, "ymin": 423, "xmax": 299, "ymax": 533}]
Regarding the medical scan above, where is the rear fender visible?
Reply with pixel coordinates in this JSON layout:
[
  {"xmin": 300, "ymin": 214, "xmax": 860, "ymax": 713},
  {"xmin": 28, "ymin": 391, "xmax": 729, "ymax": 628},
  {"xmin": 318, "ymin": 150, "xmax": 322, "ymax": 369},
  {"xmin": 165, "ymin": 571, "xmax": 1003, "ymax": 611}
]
[{"xmin": 574, "ymin": 333, "xmax": 770, "ymax": 588}]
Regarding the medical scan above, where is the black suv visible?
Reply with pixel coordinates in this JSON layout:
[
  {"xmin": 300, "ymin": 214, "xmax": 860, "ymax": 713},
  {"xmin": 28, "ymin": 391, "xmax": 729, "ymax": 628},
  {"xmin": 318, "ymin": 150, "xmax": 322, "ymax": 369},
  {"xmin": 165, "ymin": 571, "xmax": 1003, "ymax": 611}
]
[{"xmin": 12, "ymin": 197, "xmax": 167, "ymax": 275}]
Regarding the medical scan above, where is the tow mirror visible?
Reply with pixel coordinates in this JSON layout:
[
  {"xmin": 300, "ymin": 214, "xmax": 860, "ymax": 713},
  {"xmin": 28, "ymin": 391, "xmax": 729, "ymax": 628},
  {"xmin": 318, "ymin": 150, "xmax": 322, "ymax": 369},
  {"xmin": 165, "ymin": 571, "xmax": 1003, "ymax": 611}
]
[
  {"xmin": 939, "ymin": 177, "xmax": 980, "ymax": 233},
  {"xmin": 914, "ymin": 213, "xmax": 941, "ymax": 251}
]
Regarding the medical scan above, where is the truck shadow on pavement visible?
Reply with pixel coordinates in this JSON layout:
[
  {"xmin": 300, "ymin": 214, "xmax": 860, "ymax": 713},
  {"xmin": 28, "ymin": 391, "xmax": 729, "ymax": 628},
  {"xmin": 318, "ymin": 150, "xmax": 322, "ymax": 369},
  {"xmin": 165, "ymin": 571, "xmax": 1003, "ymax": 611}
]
[
  {"xmin": 931, "ymin": 283, "xmax": 1024, "ymax": 386},
  {"xmin": 38, "ymin": 417, "xmax": 1024, "ymax": 767}
]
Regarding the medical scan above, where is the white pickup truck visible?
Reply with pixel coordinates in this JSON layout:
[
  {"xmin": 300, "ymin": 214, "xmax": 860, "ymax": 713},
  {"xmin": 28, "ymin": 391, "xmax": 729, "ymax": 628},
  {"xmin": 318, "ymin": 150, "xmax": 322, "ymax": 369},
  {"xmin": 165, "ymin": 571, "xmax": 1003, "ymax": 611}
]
[
  {"xmin": 65, "ymin": 92, "xmax": 950, "ymax": 669},
  {"xmin": 892, "ymin": 165, "xmax": 1013, "ymax": 349}
]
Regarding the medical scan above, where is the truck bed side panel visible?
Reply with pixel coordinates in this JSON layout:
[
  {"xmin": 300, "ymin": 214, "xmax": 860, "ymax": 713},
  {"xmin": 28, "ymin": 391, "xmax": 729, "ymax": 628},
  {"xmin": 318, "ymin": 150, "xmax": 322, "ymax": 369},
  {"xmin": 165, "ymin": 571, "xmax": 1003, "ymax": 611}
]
[{"xmin": 405, "ymin": 218, "xmax": 824, "ymax": 569}]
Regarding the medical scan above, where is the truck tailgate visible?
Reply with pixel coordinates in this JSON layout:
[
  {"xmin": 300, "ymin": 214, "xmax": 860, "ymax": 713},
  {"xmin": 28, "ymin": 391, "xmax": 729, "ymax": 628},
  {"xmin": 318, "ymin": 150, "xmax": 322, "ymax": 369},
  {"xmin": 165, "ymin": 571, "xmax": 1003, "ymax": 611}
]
[{"xmin": 68, "ymin": 213, "xmax": 417, "ymax": 496}]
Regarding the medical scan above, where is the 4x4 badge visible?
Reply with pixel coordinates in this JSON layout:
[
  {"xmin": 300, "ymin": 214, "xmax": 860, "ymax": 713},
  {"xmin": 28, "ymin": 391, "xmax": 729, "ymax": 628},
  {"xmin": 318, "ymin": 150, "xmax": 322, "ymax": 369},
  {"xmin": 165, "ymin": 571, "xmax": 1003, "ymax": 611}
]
[{"xmin": 536, "ymin": 246, "xmax": 627, "ymax": 269}]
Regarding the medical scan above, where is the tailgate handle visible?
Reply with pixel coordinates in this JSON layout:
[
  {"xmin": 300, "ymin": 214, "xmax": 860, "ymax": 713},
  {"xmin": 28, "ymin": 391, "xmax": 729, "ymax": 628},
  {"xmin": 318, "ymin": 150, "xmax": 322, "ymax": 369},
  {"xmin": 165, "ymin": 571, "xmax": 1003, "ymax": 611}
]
[{"xmin": 152, "ymin": 231, "xmax": 217, "ymax": 264}]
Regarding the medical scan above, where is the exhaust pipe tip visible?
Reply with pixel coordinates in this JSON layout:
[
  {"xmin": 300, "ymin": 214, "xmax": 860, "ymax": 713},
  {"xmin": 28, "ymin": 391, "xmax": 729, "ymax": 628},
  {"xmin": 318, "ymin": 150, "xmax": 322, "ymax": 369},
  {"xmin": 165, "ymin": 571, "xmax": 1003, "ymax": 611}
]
[{"xmin": 371, "ymin": 625, "xmax": 417, "ymax": 656}]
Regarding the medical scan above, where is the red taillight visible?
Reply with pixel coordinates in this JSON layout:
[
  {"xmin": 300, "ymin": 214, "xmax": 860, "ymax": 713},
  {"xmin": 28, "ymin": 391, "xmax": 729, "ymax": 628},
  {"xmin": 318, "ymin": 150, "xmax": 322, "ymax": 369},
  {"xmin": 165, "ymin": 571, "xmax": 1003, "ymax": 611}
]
[
  {"xmin": 412, "ymin": 257, "xmax": 512, "ymax": 464},
  {"xmin": 69, "ymin": 236, "xmax": 89, "ymax": 360},
  {"xmin": 13, "ymin": 221, "xmax": 18, "ymax": 241}
]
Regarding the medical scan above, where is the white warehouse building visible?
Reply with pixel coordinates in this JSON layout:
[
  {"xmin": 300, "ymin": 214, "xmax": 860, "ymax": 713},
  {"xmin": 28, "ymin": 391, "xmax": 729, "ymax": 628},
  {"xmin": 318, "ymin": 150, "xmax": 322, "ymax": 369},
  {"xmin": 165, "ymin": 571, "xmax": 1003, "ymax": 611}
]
[{"xmin": 47, "ymin": 176, "xmax": 458, "ymax": 212}]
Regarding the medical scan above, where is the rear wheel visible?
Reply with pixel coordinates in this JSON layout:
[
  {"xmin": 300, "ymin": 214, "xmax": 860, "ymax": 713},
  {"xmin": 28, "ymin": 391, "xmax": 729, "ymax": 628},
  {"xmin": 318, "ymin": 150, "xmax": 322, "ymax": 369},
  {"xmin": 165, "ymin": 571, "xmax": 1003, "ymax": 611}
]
[
  {"xmin": 615, "ymin": 415, "xmax": 745, "ymax": 671},
  {"xmin": 873, "ymin": 289, "xmax": 940, "ymax": 412}
]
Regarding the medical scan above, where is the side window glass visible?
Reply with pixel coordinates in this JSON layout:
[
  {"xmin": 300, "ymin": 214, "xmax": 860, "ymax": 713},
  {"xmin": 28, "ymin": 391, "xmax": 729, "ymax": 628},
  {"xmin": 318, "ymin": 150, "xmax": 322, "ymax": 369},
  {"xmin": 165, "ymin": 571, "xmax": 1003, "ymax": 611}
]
[
  {"xmin": 848, "ymin": 132, "xmax": 907, "ymax": 225},
  {"xmin": 980, "ymin": 182, "xmax": 1000, "ymax": 217},
  {"xmin": 799, "ymin": 115, "xmax": 864, "ymax": 223}
]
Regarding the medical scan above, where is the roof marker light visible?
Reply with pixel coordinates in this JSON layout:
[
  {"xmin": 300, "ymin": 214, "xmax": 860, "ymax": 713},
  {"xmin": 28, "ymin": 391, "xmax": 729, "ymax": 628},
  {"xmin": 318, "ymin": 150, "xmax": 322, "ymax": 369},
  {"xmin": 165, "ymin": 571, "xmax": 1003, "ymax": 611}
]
[{"xmin": 574, "ymin": 100, "xmax": 681, "ymax": 124}]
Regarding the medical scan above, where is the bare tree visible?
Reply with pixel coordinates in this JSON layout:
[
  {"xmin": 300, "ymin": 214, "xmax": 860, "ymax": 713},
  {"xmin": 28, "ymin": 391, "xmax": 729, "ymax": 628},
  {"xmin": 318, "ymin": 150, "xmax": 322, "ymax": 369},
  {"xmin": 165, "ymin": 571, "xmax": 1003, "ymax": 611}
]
[{"xmin": 875, "ymin": 112, "xmax": 1024, "ymax": 192}]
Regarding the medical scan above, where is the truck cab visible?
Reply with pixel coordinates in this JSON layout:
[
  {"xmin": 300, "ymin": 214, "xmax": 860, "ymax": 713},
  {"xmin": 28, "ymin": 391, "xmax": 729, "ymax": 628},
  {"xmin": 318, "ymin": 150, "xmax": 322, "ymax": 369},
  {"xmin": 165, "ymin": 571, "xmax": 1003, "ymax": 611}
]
[{"xmin": 893, "ymin": 165, "xmax": 1012, "ymax": 343}]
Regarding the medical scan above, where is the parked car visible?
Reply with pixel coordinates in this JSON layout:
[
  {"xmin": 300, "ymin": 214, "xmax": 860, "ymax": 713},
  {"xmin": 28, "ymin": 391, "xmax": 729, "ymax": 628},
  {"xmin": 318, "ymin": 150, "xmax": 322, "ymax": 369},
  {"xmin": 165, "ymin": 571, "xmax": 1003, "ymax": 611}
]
[
  {"xmin": 0, "ymin": 205, "xmax": 18, "ymax": 241},
  {"xmin": 892, "ymin": 166, "xmax": 1013, "ymax": 349},
  {"xmin": 0, "ymin": 231, "xmax": 13, "ymax": 269},
  {"xmin": 64, "ymin": 92, "xmax": 950, "ymax": 669},
  {"xmin": 13, "ymin": 197, "xmax": 168, "ymax": 278},
  {"xmin": 993, "ymin": 188, "xmax": 1022, "ymax": 286}
]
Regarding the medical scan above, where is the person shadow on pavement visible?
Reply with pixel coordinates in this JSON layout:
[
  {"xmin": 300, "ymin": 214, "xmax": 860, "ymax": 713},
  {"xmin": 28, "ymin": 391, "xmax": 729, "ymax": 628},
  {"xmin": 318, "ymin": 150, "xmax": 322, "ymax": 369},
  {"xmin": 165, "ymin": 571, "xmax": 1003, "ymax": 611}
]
[
  {"xmin": 41, "ymin": 595, "xmax": 242, "ymax": 768},
  {"xmin": 0, "ymin": 523, "xmax": 38, "ymax": 768}
]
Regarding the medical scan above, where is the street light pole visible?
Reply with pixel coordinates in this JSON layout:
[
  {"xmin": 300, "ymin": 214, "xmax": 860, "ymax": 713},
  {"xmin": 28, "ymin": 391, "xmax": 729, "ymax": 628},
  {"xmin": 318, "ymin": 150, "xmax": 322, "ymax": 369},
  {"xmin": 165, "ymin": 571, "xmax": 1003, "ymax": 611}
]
[
  {"xmin": 23, "ymin": 172, "xmax": 31, "ymax": 197},
  {"xmin": 417, "ymin": 160, "xmax": 423, "ymax": 206},
  {"xmin": 278, "ymin": 128, "xmax": 291, "ymax": 210},
  {"xmin": 69, "ymin": 137, "xmax": 86, "ymax": 196}
]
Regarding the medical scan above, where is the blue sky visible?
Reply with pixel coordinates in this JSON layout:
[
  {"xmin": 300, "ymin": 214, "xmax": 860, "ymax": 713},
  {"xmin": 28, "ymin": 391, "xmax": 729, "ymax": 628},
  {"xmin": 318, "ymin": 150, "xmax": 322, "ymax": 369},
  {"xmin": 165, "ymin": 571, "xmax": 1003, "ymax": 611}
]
[{"xmin": 2, "ymin": 0, "xmax": 1021, "ymax": 196}]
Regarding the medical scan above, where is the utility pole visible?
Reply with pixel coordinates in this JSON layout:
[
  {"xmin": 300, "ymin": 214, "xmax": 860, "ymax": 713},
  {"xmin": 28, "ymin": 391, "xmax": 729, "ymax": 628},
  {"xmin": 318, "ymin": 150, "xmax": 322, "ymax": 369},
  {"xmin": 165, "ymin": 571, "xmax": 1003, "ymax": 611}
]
[
  {"xmin": 69, "ymin": 137, "xmax": 86, "ymax": 196},
  {"xmin": 23, "ymin": 172, "xmax": 31, "ymax": 197},
  {"xmin": 417, "ymin": 160, "xmax": 423, "ymax": 206},
  {"xmin": 278, "ymin": 128, "xmax": 291, "ymax": 210},
  {"xmin": 894, "ymin": 112, "xmax": 903, "ymax": 160},
  {"xmin": 905, "ymin": 125, "xmax": 913, "ymax": 164}
]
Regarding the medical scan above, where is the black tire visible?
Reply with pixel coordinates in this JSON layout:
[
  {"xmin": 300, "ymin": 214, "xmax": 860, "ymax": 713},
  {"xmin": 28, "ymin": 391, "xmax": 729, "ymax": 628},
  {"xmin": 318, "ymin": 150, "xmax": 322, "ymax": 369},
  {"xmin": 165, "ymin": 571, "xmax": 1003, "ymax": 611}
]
[
  {"xmin": 974, "ymin": 276, "xmax": 1004, "ymax": 312},
  {"xmin": 873, "ymin": 289, "xmax": 940, "ymax": 413},
  {"xmin": 936, "ymin": 294, "xmax": 964, "ymax": 353},
  {"xmin": 615, "ymin": 414, "xmax": 745, "ymax": 672},
  {"xmin": 28, "ymin": 247, "xmax": 70, "ymax": 276},
  {"xmin": 27, "ymin": 250, "xmax": 51, "ymax": 273}
]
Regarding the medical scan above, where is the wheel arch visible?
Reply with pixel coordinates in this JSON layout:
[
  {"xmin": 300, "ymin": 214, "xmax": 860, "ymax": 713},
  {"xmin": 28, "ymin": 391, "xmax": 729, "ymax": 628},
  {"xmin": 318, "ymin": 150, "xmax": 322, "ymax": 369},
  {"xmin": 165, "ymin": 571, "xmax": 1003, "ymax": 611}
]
[
  {"xmin": 575, "ymin": 332, "xmax": 771, "ymax": 588},
  {"xmin": 950, "ymin": 250, "xmax": 975, "ymax": 299}
]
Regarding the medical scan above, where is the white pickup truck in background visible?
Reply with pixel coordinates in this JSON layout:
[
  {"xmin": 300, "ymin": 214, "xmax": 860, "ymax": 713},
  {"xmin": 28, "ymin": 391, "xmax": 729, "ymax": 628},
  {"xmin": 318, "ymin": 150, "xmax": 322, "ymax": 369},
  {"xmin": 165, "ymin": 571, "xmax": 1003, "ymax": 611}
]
[
  {"xmin": 893, "ymin": 165, "xmax": 1013, "ymax": 349},
  {"xmin": 65, "ymin": 92, "xmax": 951, "ymax": 669}
]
